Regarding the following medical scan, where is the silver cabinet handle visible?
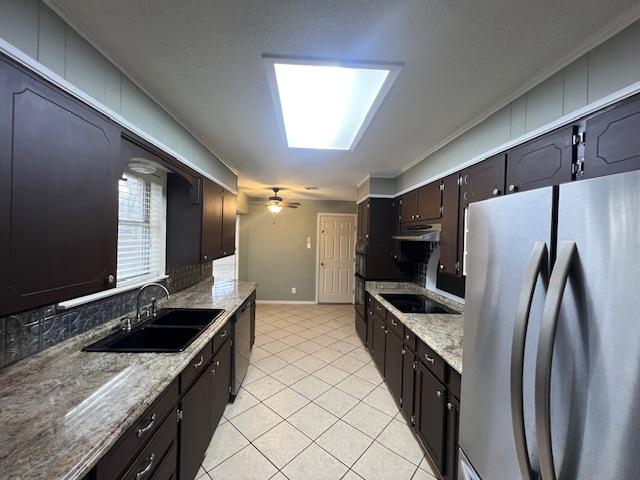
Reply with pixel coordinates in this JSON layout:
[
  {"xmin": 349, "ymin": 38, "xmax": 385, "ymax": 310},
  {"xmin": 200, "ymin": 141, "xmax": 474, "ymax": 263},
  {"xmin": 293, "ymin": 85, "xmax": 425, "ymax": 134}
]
[
  {"xmin": 406, "ymin": 334, "xmax": 410, "ymax": 340},
  {"xmin": 193, "ymin": 355, "xmax": 205, "ymax": 369},
  {"xmin": 447, "ymin": 402, "xmax": 452, "ymax": 410},
  {"xmin": 492, "ymin": 187, "xmax": 501, "ymax": 196},
  {"xmin": 376, "ymin": 305, "xmax": 382, "ymax": 311},
  {"xmin": 379, "ymin": 324, "xmax": 385, "ymax": 330},
  {"xmin": 511, "ymin": 240, "xmax": 548, "ymax": 480},
  {"xmin": 391, "ymin": 319, "xmax": 398, "ymax": 327},
  {"xmin": 416, "ymin": 214, "xmax": 421, "ymax": 219},
  {"xmin": 436, "ymin": 390, "xmax": 442, "ymax": 398},
  {"xmin": 219, "ymin": 329, "xmax": 227, "ymax": 338},
  {"xmin": 135, "ymin": 453, "xmax": 155, "ymax": 480},
  {"xmin": 215, "ymin": 360, "xmax": 220, "ymax": 367},
  {"xmin": 136, "ymin": 413, "xmax": 156, "ymax": 438},
  {"xmin": 369, "ymin": 311, "xmax": 374, "ymax": 316},
  {"xmin": 210, "ymin": 367, "xmax": 216, "ymax": 375},
  {"xmin": 424, "ymin": 354, "xmax": 435, "ymax": 364},
  {"xmin": 439, "ymin": 264, "xmax": 444, "ymax": 270},
  {"xmin": 536, "ymin": 241, "xmax": 576, "ymax": 480},
  {"xmin": 107, "ymin": 274, "xmax": 115, "ymax": 284},
  {"xmin": 508, "ymin": 184, "xmax": 517, "ymax": 192}
]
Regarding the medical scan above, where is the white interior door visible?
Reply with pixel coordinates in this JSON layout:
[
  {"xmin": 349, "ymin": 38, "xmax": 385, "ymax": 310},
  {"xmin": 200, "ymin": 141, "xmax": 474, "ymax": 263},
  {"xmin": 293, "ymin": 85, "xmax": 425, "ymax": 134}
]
[{"xmin": 318, "ymin": 214, "xmax": 355, "ymax": 303}]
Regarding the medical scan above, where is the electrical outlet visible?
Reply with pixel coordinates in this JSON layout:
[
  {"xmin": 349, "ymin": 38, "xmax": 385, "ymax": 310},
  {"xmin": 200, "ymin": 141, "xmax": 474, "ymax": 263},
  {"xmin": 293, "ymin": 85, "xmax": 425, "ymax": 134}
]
[{"xmin": 291, "ymin": 287, "xmax": 296, "ymax": 294}]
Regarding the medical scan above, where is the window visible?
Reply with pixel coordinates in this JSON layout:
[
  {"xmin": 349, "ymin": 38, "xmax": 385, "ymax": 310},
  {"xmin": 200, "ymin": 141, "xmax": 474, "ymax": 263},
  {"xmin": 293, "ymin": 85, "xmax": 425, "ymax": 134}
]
[
  {"xmin": 264, "ymin": 56, "xmax": 401, "ymax": 150},
  {"xmin": 212, "ymin": 217, "xmax": 239, "ymax": 281},
  {"xmin": 117, "ymin": 172, "xmax": 166, "ymax": 286}
]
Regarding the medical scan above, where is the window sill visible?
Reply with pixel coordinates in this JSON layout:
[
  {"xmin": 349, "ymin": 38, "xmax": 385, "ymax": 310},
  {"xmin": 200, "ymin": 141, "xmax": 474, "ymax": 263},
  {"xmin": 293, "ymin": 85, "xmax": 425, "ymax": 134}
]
[{"xmin": 56, "ymin": 275, "xmax": 169, "ymax": 311}]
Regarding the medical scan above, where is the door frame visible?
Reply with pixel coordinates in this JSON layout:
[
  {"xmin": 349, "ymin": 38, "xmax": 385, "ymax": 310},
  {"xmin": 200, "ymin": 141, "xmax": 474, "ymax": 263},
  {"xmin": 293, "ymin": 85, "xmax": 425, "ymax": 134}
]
[{"xmin": 315, "ymin": 213, "xmax": 357, "ymax": 304}]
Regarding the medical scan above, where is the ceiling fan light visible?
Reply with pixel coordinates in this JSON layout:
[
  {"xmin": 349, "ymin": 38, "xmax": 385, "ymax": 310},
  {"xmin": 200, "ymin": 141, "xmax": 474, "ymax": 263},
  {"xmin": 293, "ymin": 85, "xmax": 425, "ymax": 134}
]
[{"xmin": 268, "ymin": 203, "xmax": 283, "ymax": 214}]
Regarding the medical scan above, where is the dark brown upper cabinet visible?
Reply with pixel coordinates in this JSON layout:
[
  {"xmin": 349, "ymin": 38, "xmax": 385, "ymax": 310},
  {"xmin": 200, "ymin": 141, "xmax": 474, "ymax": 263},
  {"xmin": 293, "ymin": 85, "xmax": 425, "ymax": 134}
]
[
  {"xmin": 583, "ymin": 94, "xmax": 640, "ymax": 179},
  {"xmin": 0, "ymin": 55, "xmax": 123, "ymax": 316},
  {"xmin": 506, "ymin": 125, "xmax": 575, "ymax": 194},
  {"xmin": 439, "ymin": 173, "xmax": 461, "ymax": 276},
  {"xmin": 167, "ymin": 175, "xmax": 223, "ymax": 264},
  {"xmin": 400, "ymin": 181, "xmax": 442, "ymax": 224},
  {"xmin": 461, "ymin": 153, "xmax": 506, "ymax": 207},
  {"xmin": 221, "ymin": 189, "xmax": 237, "ymax": 257}
]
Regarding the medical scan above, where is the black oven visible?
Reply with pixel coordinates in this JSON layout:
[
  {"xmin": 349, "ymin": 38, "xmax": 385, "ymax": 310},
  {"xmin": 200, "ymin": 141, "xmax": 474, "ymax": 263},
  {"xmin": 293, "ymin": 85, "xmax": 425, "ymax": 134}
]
[{"xmin": 355, "ymin": 274, "xmax": 365, "ymax": 317}]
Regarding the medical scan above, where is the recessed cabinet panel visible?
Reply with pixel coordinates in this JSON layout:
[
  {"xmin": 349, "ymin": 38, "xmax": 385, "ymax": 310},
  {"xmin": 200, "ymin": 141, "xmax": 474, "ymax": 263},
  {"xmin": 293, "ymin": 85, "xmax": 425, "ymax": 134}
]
[
  {"xmin": 221, "ymin": 189, "xmax": 236, "ymax": 257},
  {"xmin": 372, "ymin": 315, "xmax": 386, "ymax": 374},
  {"xmin": 400, "ymin": 190, "xmax": 418, "ymax": 223},
  {"xmin": 506, "ymin": 125, "xmax": 574, "ymax": 193},
  {"xmin": 439, "ymin": 173, "xmax": 460, "ymax": 276},
  {"xmin": 415, "ymin": 362, "xmax": 446, "ymax": 472},
  {"xmin": 0, "ymin": 56, "xmax": 121, "ymax": 315},
  {"xmin": 201, "ymin": 179, "xmax": 223, "ymax": 262},
  {"xmin": 461, "ymin": 153, "xmax": 506, "ymax": 207},
  {"xmin": 417, "ymin": 181, "xmax": 442, "ymax": 221},
  {"xmin": 584, "ymin": 94, "xmax": 640, "ymax": 179},
  {"xmin": 385, "ymin": 331, "xmax": 404, "ymax": 403}
]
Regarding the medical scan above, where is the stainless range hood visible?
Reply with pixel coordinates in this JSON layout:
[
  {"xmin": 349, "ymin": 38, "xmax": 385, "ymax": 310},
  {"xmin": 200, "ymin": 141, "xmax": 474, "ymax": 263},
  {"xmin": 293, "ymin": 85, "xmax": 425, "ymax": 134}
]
[{"xmin": 392, "ymin": 223, "xmax": 441, "ymax": 242}]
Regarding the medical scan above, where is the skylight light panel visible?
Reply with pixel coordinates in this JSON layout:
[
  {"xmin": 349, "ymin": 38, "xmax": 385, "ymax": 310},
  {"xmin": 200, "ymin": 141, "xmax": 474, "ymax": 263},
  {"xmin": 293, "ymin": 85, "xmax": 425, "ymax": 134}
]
[{"xmin": 265, "ymin": 57, "xmax": 401, "ymax": 150}]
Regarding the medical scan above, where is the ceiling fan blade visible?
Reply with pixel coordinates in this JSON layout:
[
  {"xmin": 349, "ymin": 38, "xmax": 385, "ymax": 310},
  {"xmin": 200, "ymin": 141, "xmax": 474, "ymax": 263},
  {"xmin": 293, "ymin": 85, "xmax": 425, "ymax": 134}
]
[
  {"xmin": 284, "ymin": 205, "xmax": 299, "ymax": 209},
  {"xmin": 283, "ymin": 202, "xmax": 301, "ymax": 207}
]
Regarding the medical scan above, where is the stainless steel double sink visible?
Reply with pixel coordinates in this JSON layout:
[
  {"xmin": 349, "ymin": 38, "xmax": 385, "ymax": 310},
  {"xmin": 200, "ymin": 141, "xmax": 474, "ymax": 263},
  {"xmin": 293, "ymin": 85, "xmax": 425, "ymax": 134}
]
[{"xmin": 84, "ymin": 308, "xmax": 225, "ymax": 353}]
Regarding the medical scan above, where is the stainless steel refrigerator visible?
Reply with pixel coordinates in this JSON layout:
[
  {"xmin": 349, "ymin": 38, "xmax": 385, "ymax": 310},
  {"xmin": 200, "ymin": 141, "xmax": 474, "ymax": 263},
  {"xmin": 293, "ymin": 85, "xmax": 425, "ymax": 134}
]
[{"xmin": 459, "ymin": 169, "xmax": 640, "ymax": 479}]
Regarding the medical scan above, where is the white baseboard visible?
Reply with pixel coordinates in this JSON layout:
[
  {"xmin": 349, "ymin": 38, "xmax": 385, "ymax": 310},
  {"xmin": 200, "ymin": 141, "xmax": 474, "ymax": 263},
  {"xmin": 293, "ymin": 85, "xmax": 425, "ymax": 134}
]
[{"xmin": 256, "ymin": 300, "xmax": 317, "ymax": 305}]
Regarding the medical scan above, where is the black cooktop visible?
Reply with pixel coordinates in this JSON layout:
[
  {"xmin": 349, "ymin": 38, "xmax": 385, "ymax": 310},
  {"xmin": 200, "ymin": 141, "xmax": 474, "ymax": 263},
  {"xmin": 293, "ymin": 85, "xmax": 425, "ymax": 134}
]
[{"xmin": 380, "ymin": 293, "xmax": 457, "ymax": 314}]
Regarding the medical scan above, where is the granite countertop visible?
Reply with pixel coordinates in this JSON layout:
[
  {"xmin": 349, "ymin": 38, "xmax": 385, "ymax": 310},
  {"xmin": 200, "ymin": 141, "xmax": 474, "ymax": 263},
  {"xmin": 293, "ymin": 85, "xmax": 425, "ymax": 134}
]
[
  {"xmin": 0, "ymin": 279, "xmax": 257, "ymax": 480},
  {"xmin": 365, "ymin": 282, "xmax": 464, "ymax": 374}
]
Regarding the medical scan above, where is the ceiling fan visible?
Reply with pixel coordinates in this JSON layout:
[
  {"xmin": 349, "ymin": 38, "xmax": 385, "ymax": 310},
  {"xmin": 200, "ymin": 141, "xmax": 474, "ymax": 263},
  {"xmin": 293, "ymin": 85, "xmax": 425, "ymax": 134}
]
[{"xmin": 251, "ymin": 187, "xmax": 301, "ymax": 213}]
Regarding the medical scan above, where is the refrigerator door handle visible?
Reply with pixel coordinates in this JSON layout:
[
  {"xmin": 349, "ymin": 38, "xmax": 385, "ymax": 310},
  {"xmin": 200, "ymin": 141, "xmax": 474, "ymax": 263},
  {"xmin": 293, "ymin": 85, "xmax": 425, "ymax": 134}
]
[
  {"xmin": 511, "ymin": 241, "xmax": 548, "ymax": 480},
  {"xmin": 535, "ymin": 241, "xmax": 577, "ymax": 480}
]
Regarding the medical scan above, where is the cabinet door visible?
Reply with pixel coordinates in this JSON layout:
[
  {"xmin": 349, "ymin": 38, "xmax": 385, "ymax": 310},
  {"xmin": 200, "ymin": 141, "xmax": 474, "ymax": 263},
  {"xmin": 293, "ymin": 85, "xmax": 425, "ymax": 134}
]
[
  {"xmin": 384, "ymin": 331, "xmax": 403, "ymax": 404},
  {"xmin": 355, "ymin": 311, "xmax": 366, "ymax": 346},
  {"xmin": 461, "ymin": 153, "xmax": 506, "ymax": 207},
  {"xmin": 415, "ymin": 362, "xmax": 446, "ymax": 472},
  {"xmin": 250, "ymin": 299, "xmax": 256, "ymax": 350},
  {"xmin": 0, "ymin": 57, "xmax": 121, "ymax": 316},
  {"xmin": 439, "ymin": 173, "xmax": 460, "ymax": 276},
  {"xmin": 356, "ymin": 202, "xmax": 363, "ymax": 242},
  {"xmin": 400, "ymin": 190, "xmax": 418, "ymax": 223},
  {"xmin": 417, "ymin": 181, "xmax": 442, "ymax": 221},
  {"xmin": 391, "ymin": 198, "xmax": 402, "ymax": 236},
  {"xmin": 362, "ymin": 200, "xmax": 370, "ymax": 240},
  {"xmin": 506, "ymin": 125, "xmax": 574, "ymax": 193},
  {"xmin": 372, "ymin": 315, "xmax": 386, "ymax": 374},
  {"xmin": 201, "ymin": 179, "xmax": 223, "ymax": 262},
  {"xmin": 366, "ymin": 309, "xmax": 374, "ymax": 353},
  {"xmin": 179, "ymin": 368, "xmax": 213, "ymax": 480},
  {"xmin": 211, "ymin": 338, "xmax": 231, "ymax": 431},
  {"xmin": 583, "ymin": 94, "xmax": 640, "ymax": 179},
  {"xmin": 444, "ymin": 394, "xmax": 460, "ymax": 480},
  {"xmin": 402, "ymin": 348, "xmax": 416, "ymax": 421},
  {"xmin": 221, "ymin": 189, "xmax": 236, "ymax": 257}
]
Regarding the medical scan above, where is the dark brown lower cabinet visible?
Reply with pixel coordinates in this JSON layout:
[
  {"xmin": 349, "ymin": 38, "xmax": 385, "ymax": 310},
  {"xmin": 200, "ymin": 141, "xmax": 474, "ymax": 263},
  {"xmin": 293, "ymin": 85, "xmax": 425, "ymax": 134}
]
[
  {"xmin": 402, "ymin": 348, "xmax": 416, "ymax": 421},
  {"xmin": 250, "ymin": 299, "xmax": 256, "ymax": 350},
  {"xmin": 211, "ymin": 338, "xmax": 232, "ymax": 429},
  {"xmin": 384, "ymin": 331, "xmax": 403, "ymax": 402},
  {"xmin": 415, "ymin": 361, "xmax": 446, "ymax": 472},
  {"xmin": 444, "ymin": 394, "xmax": 460, "ymax": 480},
  {"xmin": 355, "ymin": 311, "xmax": 367, "ymax": 346},
  {"xmin": 372, "ymin": 315, "xmax": 386, "ymax": 374},
  {"xmin": 179, "ymin": 362, "xmax": 213, "ymax": 480}
]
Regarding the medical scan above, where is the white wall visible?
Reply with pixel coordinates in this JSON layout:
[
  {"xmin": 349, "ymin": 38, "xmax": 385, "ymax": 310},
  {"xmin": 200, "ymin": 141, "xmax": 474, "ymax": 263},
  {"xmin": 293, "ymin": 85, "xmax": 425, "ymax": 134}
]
[
  {"xmin": 0, "ymin": 0, "xmax": 236, "ymax": 190},
  {"xmin": 395, "ymin": 19, "xmax": 640, "ymax": 193}
]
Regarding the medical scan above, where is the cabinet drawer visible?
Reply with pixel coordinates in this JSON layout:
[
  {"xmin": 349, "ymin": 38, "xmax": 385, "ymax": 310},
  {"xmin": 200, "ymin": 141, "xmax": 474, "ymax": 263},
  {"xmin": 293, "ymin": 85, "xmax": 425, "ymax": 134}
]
[
  {"xmin": 447, "ymin": 367, "xmax": 461, "ymax": 400},
  {"xmin": 418, "ymin": 341, "xmax": 446, "ymax": 382},
  {"xmin": 373, "ymin": 299, "xmax": 386, "ymax": 320},
  {"xmin": 95, "ymin": 380, "xmax": 178, "ymax": 480},
  {"xmin": 121, "ymin": 411, "xmax": 177, "ymax": 480},
  {"xmin": 212, "ymin": 320, "xmax": 231, "ymax": 354},
  {"xmin": 386, "ymin": 312, "xmax": 403, "ymax": 339},
  {"xmin": 403, "ymin": 328, "xmax": 417, "ymax": 352},
  {"xmin": 180, "ymin": 343, "xmax": 213, "ymax": 394},
  {"xmin": 151, "ymin": 444, "xmax": 176, "ymax": 480}
]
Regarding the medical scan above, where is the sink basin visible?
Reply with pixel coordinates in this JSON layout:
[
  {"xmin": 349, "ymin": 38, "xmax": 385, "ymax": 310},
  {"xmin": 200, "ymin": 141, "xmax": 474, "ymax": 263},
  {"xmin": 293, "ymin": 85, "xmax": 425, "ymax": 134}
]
[
  {"xmin": 150, "ymin": 308, "xmax": 225, "ymax": 327},
  {"xmin": 84, "ymin": 308, "xmax": 225, "ymax": 352}
]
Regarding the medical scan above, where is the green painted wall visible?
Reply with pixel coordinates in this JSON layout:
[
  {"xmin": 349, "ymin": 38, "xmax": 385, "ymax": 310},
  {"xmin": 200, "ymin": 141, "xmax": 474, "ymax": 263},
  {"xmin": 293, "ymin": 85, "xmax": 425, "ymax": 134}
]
[
  {"xmin": 395, "ymin": 19, "xmax": 640, "ymax": 193},
  {"xmin": 241, "ymin": 200, "xmax": 357, "ymax": 301},
  {"xmin": 0, "ymin": 0, "xmax": 236, "ymax": 189}
]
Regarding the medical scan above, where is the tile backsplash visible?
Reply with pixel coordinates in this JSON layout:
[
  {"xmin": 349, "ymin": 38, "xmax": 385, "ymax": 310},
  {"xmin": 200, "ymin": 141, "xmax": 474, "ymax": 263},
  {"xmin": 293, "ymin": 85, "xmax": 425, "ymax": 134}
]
[{"xmin": 0, "ymin": 263, "xmax": 213, "ymax": 369}]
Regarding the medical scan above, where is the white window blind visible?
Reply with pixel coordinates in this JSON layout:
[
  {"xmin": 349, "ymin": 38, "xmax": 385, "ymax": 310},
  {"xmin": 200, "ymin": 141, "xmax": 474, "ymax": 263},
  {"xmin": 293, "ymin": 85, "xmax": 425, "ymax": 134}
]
[{"xmin": 117, "ymin": 172, "xmax": 166, "ymax": 286}]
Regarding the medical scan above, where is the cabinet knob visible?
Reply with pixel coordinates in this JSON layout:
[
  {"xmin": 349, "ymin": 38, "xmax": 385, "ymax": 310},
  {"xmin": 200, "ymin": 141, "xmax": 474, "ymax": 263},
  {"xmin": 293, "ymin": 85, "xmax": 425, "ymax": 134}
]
[
  {"xmin": 380, "ymin": 324, "xmax": 385, "ymax": 330},
  {"xmin": 492, "ymin": 188, "xmax": 501, "ymax": 196},
  {"xmin": 416, "ymin": 214, "xmax": 420, "ymax": 219},
  {"xmin": 439, "ymin": 264, "xmax": 444, "ymax": 270},
  {"xmin": 508, "ymin": 184, "xmax": 517, "ymax": 193},
  {"xmin": 210, "ymin": 367, "xmax": 216, "ymax": 375},
  {"xmin": 106, "ymin": 274, "xmax": 115, "ymax": 285},
  {"xmin": 204, "ymin": 255, "xmax": 208, "ymax": 260},
  {"xmin": 436, "ymin": 390, "xmax": 442, "ymax": 398},
  {"xmin": 447, "ymin": 402, "xmax": 452, "ymax": 410}
]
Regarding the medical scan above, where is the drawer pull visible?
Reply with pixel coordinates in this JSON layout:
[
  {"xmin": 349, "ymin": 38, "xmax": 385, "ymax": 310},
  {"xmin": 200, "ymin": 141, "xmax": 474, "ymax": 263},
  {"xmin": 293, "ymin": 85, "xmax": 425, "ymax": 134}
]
[
  {"xmin": 219, "ymin": 329, "xmax": 227, "ymax": 338},
  {"xmin": 376, "ymin": 305, "xmax": 382, "ymax": 311},
  {"xmin": 135, "ymin": 453, "xmax": 155, "ymax": 480},
  {"xmin": 436, "ymin": 390, "xmax": 442, "ymax": 398},
  {"xmin": 391, "ymin": 319, "xmax": 398, "ymax": 327},
  {"xmin": 215, "ymin": 360, "xmax": 220, "ymax": 367},
  {"xmin": 379, "ymin": 324, "xmax": 385, "ymax": 330},
  {"xmin": 210, "ymin": 367, "xmax": 216, "ymax": 375},
  {"xmin": 136, "ymin": 413, "xmax": 156, "ymax": 438},
  {"xmin": 193, "ymin": 355, "xmax": 205, "ymax": 369},
  {"xmin": 406, "ymin": 334, "xmax": 410, "ymax": 340},
  {"xmin": 425, "ymin": 354, "xmax": 435, "ymax": 364},
  {"xmin": 447, "ymin": 402, "xmax": 452, "ymax": 410}
]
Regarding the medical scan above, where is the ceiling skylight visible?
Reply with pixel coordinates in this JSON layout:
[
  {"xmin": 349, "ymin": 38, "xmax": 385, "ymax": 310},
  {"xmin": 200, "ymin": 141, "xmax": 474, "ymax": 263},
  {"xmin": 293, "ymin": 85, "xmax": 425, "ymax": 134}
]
[{"xmin": 264, "ymin": 57, "xmax": 401, "ymax": 150}]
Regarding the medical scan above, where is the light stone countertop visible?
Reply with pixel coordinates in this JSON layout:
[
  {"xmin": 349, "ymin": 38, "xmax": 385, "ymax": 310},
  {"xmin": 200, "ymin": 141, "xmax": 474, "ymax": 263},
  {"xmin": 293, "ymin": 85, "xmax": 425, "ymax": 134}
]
[
  {"xmin": 365, "ymin": 282, "xmax": 464, "ymax": 374},
  {"xmin": 0, "ymin": 279, "xmax": 257, "ymax": 480}
]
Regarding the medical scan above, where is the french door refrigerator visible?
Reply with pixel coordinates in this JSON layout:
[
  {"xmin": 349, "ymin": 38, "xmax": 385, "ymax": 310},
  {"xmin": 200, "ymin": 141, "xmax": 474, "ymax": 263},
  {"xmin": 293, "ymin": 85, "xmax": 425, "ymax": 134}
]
[{"xmin": 459, "ymin": 169, "xmax": 640, "ymax": 480}]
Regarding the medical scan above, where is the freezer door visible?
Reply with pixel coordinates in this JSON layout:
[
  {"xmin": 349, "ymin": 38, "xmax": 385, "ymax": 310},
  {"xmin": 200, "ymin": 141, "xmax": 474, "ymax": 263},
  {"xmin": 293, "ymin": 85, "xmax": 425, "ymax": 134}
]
[
  {"xmin": 537, "ymin": 170, "xmax": 640, "ymax": 479},
  {"xmin": 460, "ymin": 187, "xmax": 554, "ymax": 479}
]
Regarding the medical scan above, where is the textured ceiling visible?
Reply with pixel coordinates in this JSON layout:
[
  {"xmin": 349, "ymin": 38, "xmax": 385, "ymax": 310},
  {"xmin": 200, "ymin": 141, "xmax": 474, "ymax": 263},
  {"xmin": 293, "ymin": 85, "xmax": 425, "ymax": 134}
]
[{"xmin": 49, "ymin": 0, "xmax": 640, "ymax": 200}]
